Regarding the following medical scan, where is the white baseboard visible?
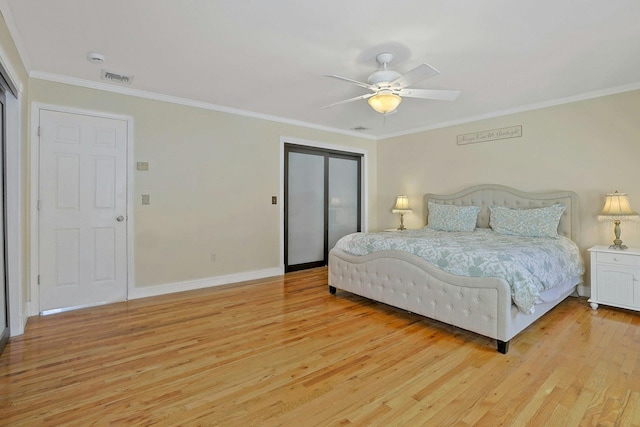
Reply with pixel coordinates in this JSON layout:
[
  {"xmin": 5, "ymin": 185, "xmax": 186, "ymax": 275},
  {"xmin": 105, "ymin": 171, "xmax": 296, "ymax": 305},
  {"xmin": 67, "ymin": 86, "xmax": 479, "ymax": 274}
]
[
  {"xmin": 577, "ymin": 284, "xmax": 591, "ymax": 298},
  {"xmin": 27, "ymin": 300, "xmax": 40, "ymax": 317},
  {"xmin": 10, "ymin": 301, "xmax": 29, "ymax": 336},
  {"xmin": 128, "ymin": 266, "xmax": 285, "ymax": 300}
]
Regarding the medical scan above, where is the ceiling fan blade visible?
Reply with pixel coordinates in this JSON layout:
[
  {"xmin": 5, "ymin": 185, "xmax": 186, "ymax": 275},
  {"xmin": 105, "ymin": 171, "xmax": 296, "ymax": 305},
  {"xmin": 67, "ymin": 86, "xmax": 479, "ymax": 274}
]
[
  {"xmin": 325, "ymin": 74, "xmax": 375, "ymax": 90},
  {"xmin": 399, "ymin": 88, "xmax": 460, "ymax": 101},
  {"xmin": 322, "ymin": 93, "xmax": 374, "ymax": 108},
  {"xmin": 390, "ymin": 63, "xmax": 440, "ymax": 88}
]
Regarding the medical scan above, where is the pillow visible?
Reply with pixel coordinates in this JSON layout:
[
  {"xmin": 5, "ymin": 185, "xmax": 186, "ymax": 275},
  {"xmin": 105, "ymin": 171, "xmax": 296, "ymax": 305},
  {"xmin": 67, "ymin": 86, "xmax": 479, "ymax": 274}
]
[
  {"xmin": 427, "ymin": 202, "xmax": 480, "ymax": 232},
  {"xmin": 489, "ymin": 203, "xmax": 566, "ymax": 238}
]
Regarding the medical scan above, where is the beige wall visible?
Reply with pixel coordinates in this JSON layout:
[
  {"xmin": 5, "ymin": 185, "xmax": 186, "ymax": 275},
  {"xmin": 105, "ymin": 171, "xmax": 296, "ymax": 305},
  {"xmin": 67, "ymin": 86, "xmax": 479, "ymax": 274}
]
[
  {"xmin": 377, "ymin": 89, "xmax": 640, "ymax": 286},
  {"xmin": 29, "ymin": 79, "xmax": 377, "ymax": 288}
]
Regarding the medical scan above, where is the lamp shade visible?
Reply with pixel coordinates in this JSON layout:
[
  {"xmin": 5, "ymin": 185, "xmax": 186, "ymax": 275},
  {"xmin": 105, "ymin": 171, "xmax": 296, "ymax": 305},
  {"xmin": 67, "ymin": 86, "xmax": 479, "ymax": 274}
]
[
  {"xmin": 598, "ymin": 191, "xmax": 640, "ymax": 221},
  {"xmin": 392, "ymin": 195, "xmax": 411, "ymax": 213},
  {"xmin": 368, "ymin": 93, "xmax": 402, "ymax": 114}
]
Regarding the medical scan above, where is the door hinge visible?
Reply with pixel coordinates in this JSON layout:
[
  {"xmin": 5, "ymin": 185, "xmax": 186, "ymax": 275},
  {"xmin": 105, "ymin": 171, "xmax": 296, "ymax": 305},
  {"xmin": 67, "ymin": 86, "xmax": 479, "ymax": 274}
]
[
  {"xmin": 37, "ymin": 274, "xmax": 40, "ymax": 285},
  {"xmin": 38, "ymin": 126, "xmax": 41, "ymax": 137},
  {"xmin": 37, "ymin": 200, "xmax": 40, "ymax": 211}
]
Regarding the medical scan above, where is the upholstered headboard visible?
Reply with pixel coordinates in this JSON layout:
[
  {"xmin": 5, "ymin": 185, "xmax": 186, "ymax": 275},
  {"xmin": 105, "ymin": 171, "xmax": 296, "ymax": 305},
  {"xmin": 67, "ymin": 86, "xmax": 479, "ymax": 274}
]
[{"xmin": 424, "ymin": 184, "xmax": 579, "ymax": 243}]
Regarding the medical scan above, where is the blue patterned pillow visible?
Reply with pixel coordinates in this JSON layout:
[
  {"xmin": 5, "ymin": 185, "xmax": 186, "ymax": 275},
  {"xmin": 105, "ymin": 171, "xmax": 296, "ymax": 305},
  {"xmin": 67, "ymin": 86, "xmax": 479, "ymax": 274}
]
[
  {"xmin": 427, "ymin": 202, "xmax": 480, "ymax": 232},
  {"xmin": 489, "ymin": 203, "xmax": 566, "ymax": 238}
]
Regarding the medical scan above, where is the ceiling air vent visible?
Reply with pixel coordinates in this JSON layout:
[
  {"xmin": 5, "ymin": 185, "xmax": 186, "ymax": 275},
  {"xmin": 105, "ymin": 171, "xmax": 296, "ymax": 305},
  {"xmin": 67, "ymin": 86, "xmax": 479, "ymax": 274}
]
[{"xmin": 101, "ymin": 69, "xmax": 134, "ymax": 85}]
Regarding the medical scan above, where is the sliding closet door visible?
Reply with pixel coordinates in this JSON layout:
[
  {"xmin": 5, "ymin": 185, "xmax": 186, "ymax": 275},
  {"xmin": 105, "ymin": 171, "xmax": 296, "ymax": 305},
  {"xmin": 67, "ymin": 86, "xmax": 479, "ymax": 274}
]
[
  {"xmin": 285, "ymin": 144, "xmax": 362, "ymax": 272},
  {"xmin": 286, "ymin": 152, "xmax": 325, "ymax": 269},
  {"xmin": 328, "ymin": 157, "xmax": 360, "ymax": 250}
]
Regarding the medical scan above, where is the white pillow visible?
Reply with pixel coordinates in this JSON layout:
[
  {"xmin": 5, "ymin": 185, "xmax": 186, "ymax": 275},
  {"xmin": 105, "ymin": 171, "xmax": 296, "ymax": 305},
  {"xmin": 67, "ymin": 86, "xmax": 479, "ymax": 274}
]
[
  {"xmin": 427, "ymin": 202, "xmax": 480, "ymax": 232},
  {"xmin": 489, "ymin": 203, "xmax": 566, "ymax": 238}
]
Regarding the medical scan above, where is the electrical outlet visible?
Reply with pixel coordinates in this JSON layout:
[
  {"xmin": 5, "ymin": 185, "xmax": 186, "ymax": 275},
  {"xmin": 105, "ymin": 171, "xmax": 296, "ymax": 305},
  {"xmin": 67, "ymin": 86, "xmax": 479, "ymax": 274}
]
[{"xmin": 211, "ymin": 253, "xmax": 216, "ymax": 263}]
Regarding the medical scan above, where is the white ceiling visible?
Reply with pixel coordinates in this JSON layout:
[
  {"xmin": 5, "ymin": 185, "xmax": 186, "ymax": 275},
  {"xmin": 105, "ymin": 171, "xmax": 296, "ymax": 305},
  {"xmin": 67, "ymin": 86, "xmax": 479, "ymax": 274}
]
[{"xmin": 3, "ymin": 0, "xmax": 640, "ymax": 138}]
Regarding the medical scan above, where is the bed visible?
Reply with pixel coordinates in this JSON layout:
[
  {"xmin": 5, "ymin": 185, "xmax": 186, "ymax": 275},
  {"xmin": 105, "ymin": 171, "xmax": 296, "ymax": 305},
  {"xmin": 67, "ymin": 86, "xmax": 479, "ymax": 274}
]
[{"xmin": 328, "ymin": 184, "xmax": 584, "ymax": 354}]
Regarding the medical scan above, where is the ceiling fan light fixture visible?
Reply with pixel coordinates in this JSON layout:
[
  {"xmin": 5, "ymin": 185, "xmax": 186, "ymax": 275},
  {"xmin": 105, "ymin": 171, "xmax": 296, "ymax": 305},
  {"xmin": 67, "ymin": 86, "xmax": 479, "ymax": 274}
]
[
  {"xmin": 368, "ymin": 93, "xmax": 402, "ymax": 114},
  {"xmin": 324, "ymin": 52, "xmax": 458, "ymax": 113}
]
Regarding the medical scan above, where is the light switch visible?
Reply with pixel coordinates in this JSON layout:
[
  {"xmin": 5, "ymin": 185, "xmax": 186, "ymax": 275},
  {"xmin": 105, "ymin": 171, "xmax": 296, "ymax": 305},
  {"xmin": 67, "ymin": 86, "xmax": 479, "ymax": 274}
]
[
  {"xmin": 137, "ymin": 161, "xmax": 149, "ymax": 171},
  {"xmin": 142, "ymin": 194, "xmax": 150, "ymax": 205},
  {"xmin": 272, "ymin": 196, "xmax": 277, "ymax": 205}
]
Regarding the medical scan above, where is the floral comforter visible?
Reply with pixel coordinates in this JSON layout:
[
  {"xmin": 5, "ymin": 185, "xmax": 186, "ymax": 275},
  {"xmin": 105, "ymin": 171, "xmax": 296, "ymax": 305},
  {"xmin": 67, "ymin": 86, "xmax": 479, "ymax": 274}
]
[{"xmin": 333, "ymin": 228, "xmax": 584, "ymax": 314}]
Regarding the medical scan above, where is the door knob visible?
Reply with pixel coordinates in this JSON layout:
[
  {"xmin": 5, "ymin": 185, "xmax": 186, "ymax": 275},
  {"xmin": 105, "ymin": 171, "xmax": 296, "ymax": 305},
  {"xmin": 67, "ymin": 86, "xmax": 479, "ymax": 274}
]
[{"xmin": 116, "ymin": 215, "xmax": 125, "ymax": 222}]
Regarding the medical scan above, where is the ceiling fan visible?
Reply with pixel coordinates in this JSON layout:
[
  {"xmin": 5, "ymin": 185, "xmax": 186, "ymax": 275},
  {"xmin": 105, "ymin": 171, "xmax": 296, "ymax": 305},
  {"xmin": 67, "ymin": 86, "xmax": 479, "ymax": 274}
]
[{"xmin": 324, "ymin": 53, "xmax": 460, "ymax": 114}]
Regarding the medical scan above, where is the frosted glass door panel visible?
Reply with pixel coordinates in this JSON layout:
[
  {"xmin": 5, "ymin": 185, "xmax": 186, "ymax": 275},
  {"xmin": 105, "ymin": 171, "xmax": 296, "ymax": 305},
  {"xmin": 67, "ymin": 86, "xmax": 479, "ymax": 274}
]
[
  {"xmin": 288, "ymin": 152, "xmax": 324, "ymax": 265},
  {"xmin": 328, "ymin": 157, "xmax": 359, "ymax": 250}
]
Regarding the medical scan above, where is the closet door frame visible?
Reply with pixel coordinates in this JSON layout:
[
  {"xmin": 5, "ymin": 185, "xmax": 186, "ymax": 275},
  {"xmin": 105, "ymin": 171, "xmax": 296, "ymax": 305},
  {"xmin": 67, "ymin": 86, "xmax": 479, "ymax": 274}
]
[
  {"xmin": 284, "ymin": 142, "xmax": 363, "ymax": 273},
  {"xmin": 0, "ymin": 86, "xmax": 7, "ymax": 352},
  {"xmin": 0, "ymin": 57, "xmax": 24, "ymax": 337}
]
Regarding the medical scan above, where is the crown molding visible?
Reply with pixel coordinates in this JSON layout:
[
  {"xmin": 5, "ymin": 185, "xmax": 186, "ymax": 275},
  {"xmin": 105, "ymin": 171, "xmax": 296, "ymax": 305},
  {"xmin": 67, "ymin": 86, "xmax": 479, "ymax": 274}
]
[
  {"xmin": 0, "ymin": 0, "xmax": 31, "ymax": 73},
  {"xmin": 377, "ymin": 82, "xmax": 640, "ymax": 140},
  {"xmin": 25, "ymin": 69, "xmax": 640, "ymax": 143},
  {"xmin": 0, "ymin": 0, "xmax": 27, "ymax": 94},
  {"xmin": 29, "ymin": 70, "xmax": 377, "ymax": 140}
]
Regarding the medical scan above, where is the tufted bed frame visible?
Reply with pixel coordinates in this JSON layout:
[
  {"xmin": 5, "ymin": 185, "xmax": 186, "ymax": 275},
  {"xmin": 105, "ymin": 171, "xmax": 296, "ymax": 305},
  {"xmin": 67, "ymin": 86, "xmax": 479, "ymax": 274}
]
[{"xmin": 328, "ymin": 184, "xmax": 581, "ymax": 354}]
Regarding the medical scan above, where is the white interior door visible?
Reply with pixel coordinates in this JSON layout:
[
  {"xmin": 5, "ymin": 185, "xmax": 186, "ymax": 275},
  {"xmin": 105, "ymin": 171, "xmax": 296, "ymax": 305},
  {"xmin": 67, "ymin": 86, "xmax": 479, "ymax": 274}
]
[{"xmin": 39, "ymin": 109, "xmax": 128, "ymax": 313}]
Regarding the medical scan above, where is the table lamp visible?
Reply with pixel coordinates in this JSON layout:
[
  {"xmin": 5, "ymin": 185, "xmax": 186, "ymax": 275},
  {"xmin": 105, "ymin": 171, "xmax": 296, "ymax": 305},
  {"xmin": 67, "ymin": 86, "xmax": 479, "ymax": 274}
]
[
  {"xmin": 598, "ymin": 191, "xmax": 639, "ymax": 250},
  {"xmin": 392, "ymin": 195, "xmax": 411, "ymax": 230}
]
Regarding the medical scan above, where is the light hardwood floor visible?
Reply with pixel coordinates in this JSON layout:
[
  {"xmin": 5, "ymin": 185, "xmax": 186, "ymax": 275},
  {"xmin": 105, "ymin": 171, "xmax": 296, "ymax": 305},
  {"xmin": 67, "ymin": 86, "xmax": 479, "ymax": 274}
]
[{"xmin": 1, "ymin": 267, "xmax": 639, "ymax": 426}]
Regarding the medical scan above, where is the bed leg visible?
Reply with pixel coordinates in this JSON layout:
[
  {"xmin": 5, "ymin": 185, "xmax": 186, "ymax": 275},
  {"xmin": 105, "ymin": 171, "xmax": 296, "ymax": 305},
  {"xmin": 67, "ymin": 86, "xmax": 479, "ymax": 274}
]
[
  {"xmin": 329, "ymin": 286, "xmax": 336, "ymax": 295},
  {"xmin": 497, "ymin": 340, "xmax": 510, "ymax": 354}
]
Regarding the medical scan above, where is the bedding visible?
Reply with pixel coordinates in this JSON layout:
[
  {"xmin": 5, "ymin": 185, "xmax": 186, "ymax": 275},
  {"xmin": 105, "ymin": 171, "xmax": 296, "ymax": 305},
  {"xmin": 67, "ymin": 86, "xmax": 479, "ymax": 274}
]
[
  {"xmin": 426, "ymin": 202, "xmax": 480, "ymax": 232},
  {"xmin": 489, "ymin": 203, "xmax": 566, "ymax": 238},
  {"xmin": 334, "ymin": 228, "xmax": 584, "ymax": 314}
]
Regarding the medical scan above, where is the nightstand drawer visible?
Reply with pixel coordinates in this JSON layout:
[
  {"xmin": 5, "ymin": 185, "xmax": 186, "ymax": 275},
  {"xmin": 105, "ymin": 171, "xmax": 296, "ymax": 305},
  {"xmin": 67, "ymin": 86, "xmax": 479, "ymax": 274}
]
[{"xmin": 596, "ymin": 251, "xmax": 640, "ymax": 267}]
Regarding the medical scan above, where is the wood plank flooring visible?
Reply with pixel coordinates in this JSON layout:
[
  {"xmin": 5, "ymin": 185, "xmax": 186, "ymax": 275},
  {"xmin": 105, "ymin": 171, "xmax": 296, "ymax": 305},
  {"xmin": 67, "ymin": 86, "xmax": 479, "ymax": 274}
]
[{"xmin": 1, "ymin": 267, "xmax": 639, "ymax": 426}]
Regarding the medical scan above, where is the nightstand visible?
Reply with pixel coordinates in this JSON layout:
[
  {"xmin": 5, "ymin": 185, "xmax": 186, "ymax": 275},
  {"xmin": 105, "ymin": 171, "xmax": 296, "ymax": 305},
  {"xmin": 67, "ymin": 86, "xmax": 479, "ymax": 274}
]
[{"xmin": 588, "ymin": 245, "xmax": 640, "ymax": 311}]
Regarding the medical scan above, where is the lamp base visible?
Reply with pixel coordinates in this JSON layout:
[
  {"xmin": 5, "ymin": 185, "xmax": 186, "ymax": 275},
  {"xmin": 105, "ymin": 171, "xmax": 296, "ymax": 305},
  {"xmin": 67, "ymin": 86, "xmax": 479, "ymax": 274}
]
[
  {"xmin": 609, "ymin": 243, "xmax": 628, "ymax": 250},
  {"xmin": 609, "ymin": 222, "xmax": 629, "ymax": 250},
  {"xmin": 397, "ymin": 213, "xmax": 406, "ymax": 230}
]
